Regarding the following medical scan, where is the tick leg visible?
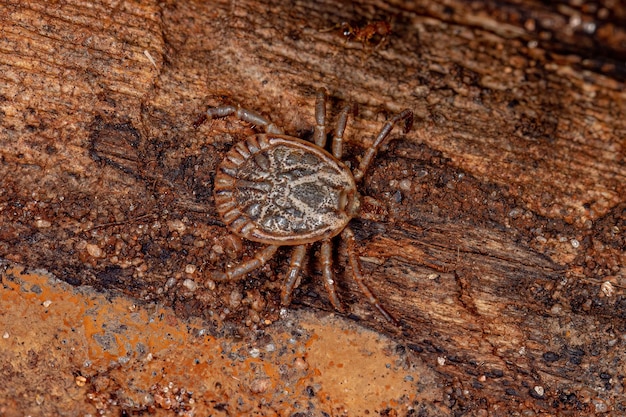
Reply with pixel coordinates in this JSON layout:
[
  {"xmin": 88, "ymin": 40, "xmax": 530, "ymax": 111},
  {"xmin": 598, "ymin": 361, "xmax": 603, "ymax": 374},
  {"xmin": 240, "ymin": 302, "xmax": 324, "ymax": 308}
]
[
  {"xmin": 320, "ymin": 239, "xmax": 343, "ymax": 311},
  {"xmin": 342, "ymin": 227, "xmax": 399, "ymax": 324},
  {"xmin": 353, "ymin": 109, "xmax": 413, "ymax": 182},
  {"xmin": 282, "ymin": 244, "xmax": 308, "ymax": 305},
  {"xmin": 212, "ymin": 244, "xmax": 280, "ymax": 281},
  {"xmin": 331, "ymin": 104, "xmax": 351, "ymax": 159},
  {"xmin": 207, "ymin": 105, "xmax": 284, "ymax": 134},
  {"xmin": 313, "ymin": 88, "xmax": 327, "ymax": 148}
]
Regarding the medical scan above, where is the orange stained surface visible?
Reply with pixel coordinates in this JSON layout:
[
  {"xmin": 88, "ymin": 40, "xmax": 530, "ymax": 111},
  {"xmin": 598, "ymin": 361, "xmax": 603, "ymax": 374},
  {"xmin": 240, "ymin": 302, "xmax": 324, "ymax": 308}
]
[{"xmin": 0, "ymin": 264, "xmax": 435, "ymax": 416}]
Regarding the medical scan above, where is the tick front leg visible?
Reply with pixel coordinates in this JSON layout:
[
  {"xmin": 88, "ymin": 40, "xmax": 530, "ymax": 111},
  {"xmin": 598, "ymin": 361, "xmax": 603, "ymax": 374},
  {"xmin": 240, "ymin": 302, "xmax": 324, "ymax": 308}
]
[
  {"xmin": 353, "ymin": 109, "xmax": 413, "ymax": 182},
  {"xmin": 331, "ymin": 104, "xmax": 352, "ymax": 159},
  {"xmin": 212, "ymin": 245, "xmax": 280, "ymax": 281},
  {"xmin": 342, "ymin": 227, "xmax": 398, "ymax": 324},
  {"xmin": 282, "ymin": 244, "xmax": 308, "ymax": 305},
  {"xmin": 320, "ymin": 239, "xmax": 344, "ymax": 312},
  {"xmin": 313, "ymin": 88, "xmax": 327, "ymax": 148},
  {"xmin": 207, "ymin": 105, "xmax": 284, "ymax": 134}
]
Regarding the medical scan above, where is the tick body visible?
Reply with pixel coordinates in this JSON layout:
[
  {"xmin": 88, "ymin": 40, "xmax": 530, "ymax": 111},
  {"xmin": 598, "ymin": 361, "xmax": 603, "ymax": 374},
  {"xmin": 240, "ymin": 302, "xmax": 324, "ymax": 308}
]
[
  {"xmin": 214, "ymin": 135, "xmax": 359, "ymax": 245},
  {"xmin": 209, "ymin": 89, "xmax": 412, "ymax": 323}
]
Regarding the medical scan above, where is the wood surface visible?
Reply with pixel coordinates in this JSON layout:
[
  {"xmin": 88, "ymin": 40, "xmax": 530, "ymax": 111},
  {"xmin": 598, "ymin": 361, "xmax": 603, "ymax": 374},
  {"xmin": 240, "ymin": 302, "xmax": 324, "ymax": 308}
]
[{"xmin": 1, "ymin": 0, "xmax": 625, "ymax": 414}]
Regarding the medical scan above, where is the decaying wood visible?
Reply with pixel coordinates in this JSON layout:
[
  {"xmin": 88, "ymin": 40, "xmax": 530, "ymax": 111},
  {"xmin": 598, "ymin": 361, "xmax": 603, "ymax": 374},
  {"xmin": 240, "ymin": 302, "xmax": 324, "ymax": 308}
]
[{"xmin": 1, "ymin": 0, "xmax": 625, "ymax": 414}]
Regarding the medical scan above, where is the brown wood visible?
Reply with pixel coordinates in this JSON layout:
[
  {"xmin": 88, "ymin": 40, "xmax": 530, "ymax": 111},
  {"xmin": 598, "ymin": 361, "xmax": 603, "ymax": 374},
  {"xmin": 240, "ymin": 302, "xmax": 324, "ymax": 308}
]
[{"xmin": 1, "ymin": 0, "xmax": 625, "ymax": 414}]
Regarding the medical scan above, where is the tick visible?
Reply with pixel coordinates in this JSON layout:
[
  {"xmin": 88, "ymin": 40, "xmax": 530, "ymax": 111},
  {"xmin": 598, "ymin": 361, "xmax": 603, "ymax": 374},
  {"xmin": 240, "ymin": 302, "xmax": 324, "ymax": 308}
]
[{"xmin": 208, "ymin": 88, "xmax": 412, "ymax": 323}]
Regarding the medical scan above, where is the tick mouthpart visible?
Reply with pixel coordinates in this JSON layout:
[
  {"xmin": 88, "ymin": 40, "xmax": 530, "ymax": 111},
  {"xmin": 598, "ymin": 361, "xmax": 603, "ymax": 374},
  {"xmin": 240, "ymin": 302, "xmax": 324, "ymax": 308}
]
[{"xmin": 341, "ymin": 189, "xmax": 361, "ymax": 219}]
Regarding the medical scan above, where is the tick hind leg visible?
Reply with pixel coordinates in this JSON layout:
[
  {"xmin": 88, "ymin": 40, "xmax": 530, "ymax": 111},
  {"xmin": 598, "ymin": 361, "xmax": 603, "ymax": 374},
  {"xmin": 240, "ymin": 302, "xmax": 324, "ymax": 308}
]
[
  {"xmin": 207, "ymin": 105, "xmax": 284, "ymax": 134},
  {"xmin": 342, "ymin": 227, "xmax": 398, "ymax": 324},
  {"xmin": 320, "ymin": 239, "xmax": 344, "ymax": 312},
  {"xmin": 212, "ymin": 245, "xmax": 280, "ymax": 281},
  {"xmin": 283, "ymin": 240, "xmax": 346, "ymax": 314},
  {"xmin": 281, "ymin": 244, "xmax": 308, "ymax": 305}
]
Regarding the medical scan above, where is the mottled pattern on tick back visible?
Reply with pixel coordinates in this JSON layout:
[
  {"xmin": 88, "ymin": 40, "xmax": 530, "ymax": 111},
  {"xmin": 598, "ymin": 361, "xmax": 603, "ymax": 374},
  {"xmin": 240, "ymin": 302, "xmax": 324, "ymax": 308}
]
[{"xmin": 214, "ymin": 134, "xmax": 357, "ymax": 245}]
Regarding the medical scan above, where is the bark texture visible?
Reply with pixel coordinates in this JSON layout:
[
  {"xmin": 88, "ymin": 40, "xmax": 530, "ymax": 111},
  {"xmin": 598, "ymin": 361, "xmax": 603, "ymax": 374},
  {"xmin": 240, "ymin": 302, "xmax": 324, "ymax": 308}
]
[{"xmin": 1, "ymin": 0, "xmax": 625, "ymax": 414}]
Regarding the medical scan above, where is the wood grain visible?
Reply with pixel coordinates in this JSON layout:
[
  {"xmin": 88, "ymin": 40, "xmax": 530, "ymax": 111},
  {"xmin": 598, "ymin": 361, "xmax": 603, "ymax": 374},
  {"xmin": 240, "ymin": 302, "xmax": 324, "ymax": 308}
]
[{"xmin": 1, "ymin": 0, "xmax": 624, "ymax": 413}]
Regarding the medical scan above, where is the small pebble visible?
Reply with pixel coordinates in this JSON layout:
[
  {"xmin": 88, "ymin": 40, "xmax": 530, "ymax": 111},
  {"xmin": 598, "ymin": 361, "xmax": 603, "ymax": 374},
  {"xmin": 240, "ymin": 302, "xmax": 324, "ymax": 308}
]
[
  {"xmin": 550, "ymin": 304, "xmax": 563, "ymax": 315},
  {"xmin": 601, "ymin": 281, "xmax": 614, "ymax": 297},
  {"xmin": 508, "ymin": 208, "xmax": 523, "ymax": 218},
  {"xmin": 182, "ymin": 279, "xmax": 197, "ymax": 292},
  {"xmin": 42, "ymin": 300, "xmax": 52, "ymax": 308},
  {"xmin": 184, "ymin": 264, "xmax": 197, "ymax": 274},
  {"xmin": 570, "ymin": 238, "xmax": 580, "ymax": 248},
  {"xmin": 249, "ymin": 377, "xmax": 271, "ymax": 394},
  {"xmin": 592, "ymin": 398, "xmax": 608, "ymax": 413},
  {"xmin": 167, "ymin": 219, "xmax": 186, "ymax": 233},
  {"xmin": 533, "ymin": 385, "xmax": 544, "ymax": 396},
  {"xmin": 193, "ymin": 240, "xmax": 206, "ymax": 248},
  {"xmin": 2, "ymin": 332, "xmax": 9, "ymax": 339},
  {"xmin": 35, "ymin": 219, "xmax": 51, "ymax": 228},
  {"xmin": 229, "ymin": 290, "xmax": 243, "ymax": 308},
  {"xmin": 86, "ymin": 243, "xmax": 104, "ymax": 258},
  {"xmin": 75, "ymin": 375, "xmax": 87, "ymax": 387},
  {"xmin": 294, "ymin": 357, "xmax": 308, "ymax": 371},
  {"xmin": 399, "ymin": 178, "xmax": 412, "ymax": 191},
  {"xmin": 248, "ymin": 309, "xmax": 260, "ymax": 324}
]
